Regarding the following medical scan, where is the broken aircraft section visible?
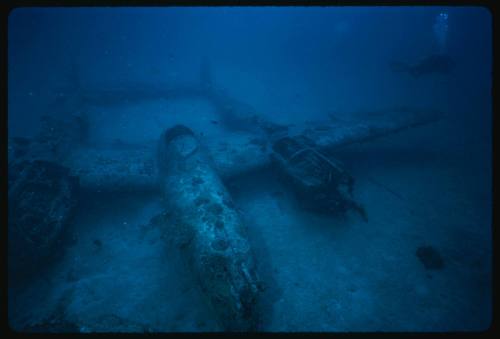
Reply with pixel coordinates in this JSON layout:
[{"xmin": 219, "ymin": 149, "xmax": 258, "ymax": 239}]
[{"xmin": 8, "ymin": 61, "xmax": 443, "ymax": 331}]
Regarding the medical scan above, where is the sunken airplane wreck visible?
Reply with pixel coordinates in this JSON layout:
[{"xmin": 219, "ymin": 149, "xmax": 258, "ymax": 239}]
[{"xmin": 8, "ymin": 60, "xmax": 442, "ymax": 331}]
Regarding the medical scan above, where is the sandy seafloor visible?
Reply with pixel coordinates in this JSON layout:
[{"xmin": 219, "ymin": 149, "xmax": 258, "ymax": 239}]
[{"xmin": 8, "ymin": 98, "xmax": 492, "ymax": 333}]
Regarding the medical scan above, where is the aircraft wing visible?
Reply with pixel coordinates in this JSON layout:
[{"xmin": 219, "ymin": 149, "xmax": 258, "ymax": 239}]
[
  {"xmin": 297, "ymin": 107, "xmax": 443, "ymax": 151},
  {"xmin": 62, "ymin": 107, "xmax": 441, "ymax": 192},
  {"xmin": 63, "ymin": 131, "xmax": 271, "ymax": 192}
]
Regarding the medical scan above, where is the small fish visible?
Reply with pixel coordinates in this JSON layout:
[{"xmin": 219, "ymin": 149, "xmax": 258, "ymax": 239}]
[{"xmin": 210, "ymin": 120, "xmax": 219, "ymax": 125}]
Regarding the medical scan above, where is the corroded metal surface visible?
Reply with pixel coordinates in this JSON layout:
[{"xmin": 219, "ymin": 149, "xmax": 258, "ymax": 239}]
[
  {"xmin": 156, "ymin": 125, "xmax": 262, "ymax": 331},
  {"xmin": 8, "ymin": 159, "xmax": 79, "ymax": 280},
  {"xmin": 272, "ymin": 135, "xmax": 366, "ymax": 219}
]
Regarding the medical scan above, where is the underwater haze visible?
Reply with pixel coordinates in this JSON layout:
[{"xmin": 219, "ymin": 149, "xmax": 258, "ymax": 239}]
[{"xmin": 8, "ymin": 6, "xmax": 492, "ymax": 332}]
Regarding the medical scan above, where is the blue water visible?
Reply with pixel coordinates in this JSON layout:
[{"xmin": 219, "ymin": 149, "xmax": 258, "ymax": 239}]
[{"xmin": 8, "ymin": 6, "xmax": 492, "ymax": 332}]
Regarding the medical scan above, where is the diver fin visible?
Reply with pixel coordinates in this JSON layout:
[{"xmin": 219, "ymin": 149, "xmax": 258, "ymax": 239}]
[
  {"xmin": 389, "ymin": 61, "xmax": 410, "ymax": 73},
  {"xmin": 390, "ymin": 61, "xmax": 422, "ymax": 78}
]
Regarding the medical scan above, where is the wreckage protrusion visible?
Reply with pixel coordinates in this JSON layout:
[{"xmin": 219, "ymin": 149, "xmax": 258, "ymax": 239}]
[
  {"xmin": 157, "ymin": 125, "xmax": 262, "ymax": 331},
  {"xmin": 8, "ymin": 158, "xmax": 79, "ymax": 282},
  {"xmin": 272, "ymin": 135, "xmax": 367, "ymax": 220}
]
